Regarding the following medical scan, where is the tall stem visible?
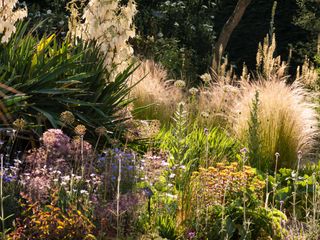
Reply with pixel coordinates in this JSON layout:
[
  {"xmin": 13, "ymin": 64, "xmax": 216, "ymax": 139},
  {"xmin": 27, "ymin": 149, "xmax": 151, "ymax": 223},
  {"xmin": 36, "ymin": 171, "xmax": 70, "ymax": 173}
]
[
  {"xmin": 80, "ymin": 135, "xmax": 84, "ymax": 176},
  {"xmin": 116, "ymin": 154, "xmax": 121, "ymax": 239},
  {"xmin": 0, "ymin": 154, "xmax": 5, "ymax": 239}
]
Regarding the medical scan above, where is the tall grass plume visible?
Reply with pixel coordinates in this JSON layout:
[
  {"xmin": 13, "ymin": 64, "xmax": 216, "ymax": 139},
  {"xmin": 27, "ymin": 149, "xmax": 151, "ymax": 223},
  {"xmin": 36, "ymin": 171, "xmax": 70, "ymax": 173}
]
[{"xmin": 231, "ymin": 77, "xmax": 318, "ymax": 170}]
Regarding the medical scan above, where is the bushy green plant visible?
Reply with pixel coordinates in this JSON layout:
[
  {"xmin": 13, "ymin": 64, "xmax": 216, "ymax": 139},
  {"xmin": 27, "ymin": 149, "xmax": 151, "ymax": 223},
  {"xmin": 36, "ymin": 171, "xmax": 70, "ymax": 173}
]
[
  {"xmin": 186, "ymin": 163, "xmax": 286, "ymax": 239},
  {"xmin": 0, "ymin": 22, "xmax": 137, "ymax": 141},
  {"xmin": 157, "ymin": 113, "xmax": 240, "ymax": 171}
]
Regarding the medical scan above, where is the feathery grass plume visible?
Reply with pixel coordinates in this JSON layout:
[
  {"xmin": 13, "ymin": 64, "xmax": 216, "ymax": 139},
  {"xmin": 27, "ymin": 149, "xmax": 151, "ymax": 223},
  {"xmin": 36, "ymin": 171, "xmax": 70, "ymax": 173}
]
[
  {"xmin": 296, "ymin": 57, "xmax": 319, "ymax": 89},
  {"xmin": 130, "ymin": 59, "xmax": 185, "ymax": 123},
  {"xmin": 73, "ymin": 0, "xmax": 136, "ymax": 81},
  {"xmin": 0, "ymin": 0, "xmax": 27, "ymax": 43},
  {"xmin": 197, "ymin": 81, "xmax": 239, "ymax": 128},
  {"xmin": 256, "ymin": 33, "xmax": 287, "ymax": 80},
  {"xmin": 230, "ymin": 77, "xmax": 318, "ymax": 170}
]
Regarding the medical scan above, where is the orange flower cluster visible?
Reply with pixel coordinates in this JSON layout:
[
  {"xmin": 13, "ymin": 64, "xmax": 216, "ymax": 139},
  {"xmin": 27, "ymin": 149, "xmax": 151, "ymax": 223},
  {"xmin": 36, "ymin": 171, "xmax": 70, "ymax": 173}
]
[{"xmin": 190, "ymin": 162, "xmax": 265, "ymax": 207}]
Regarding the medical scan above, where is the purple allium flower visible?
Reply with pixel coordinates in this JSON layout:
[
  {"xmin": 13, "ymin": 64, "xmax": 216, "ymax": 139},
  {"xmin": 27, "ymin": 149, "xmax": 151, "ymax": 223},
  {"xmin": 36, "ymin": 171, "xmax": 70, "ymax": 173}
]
[{"xmin": 42, "ymin": 129, "xmax": 70, "ymax": 153}]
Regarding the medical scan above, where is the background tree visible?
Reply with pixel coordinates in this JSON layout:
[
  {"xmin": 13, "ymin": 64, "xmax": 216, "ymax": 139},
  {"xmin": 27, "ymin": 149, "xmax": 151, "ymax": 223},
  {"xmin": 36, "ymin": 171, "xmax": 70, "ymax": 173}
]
[
  {"xmin": 294, "ymin": 0, "xmax": 320, "ymax": 54},
  {"xmin": 212, "ymin": 0, "xmax": 252, "ymax": 71}
]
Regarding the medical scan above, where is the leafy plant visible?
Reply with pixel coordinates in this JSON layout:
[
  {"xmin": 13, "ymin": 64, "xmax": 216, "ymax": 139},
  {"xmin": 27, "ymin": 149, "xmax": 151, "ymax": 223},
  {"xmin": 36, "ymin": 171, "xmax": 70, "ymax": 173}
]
[
  {"xmin": 157, "ymin": 118, "xmax": 240, "ymax": 172},
  {"xmin": 186, "ymin": 163, "xmax": 286, "ymax": 239},
  {"xmin": 0, "ymin": 22, "xmax": 137, "ymax": 141},
  {"xmin": 248, "ymin": 90, "xmax": 263, "ymax": 170},
  {"xmin": 9, "ymin": 191, "xmax": 96, "ymax": 240}
]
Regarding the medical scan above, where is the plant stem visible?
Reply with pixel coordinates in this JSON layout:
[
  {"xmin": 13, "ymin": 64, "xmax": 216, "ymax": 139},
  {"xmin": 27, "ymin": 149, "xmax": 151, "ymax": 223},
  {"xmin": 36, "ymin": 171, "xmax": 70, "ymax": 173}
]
[{"xmin": 0, "ymin": 154, "xmax": 5, "ymax": 239}]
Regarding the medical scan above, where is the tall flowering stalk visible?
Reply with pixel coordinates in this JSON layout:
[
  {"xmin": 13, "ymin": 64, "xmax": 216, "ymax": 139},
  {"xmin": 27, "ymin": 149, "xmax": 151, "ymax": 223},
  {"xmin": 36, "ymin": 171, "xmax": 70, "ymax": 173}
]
[
  {"xmin": 0, "ymin": 154, "xmax": 4, "ymax": 239},
  {"xmin": 72, "ymin": 0, "xmax": 137, "ymax": 80},
  {"xmin": 0, "ymin": 0, "xmax": 27, "ymax": 43}
]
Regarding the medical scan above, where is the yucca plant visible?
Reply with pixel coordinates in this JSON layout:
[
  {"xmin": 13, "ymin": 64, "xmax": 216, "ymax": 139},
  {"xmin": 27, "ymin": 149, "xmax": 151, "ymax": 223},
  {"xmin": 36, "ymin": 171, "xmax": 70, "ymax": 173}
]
[{"xmin": 0, "ymin": 21, "xmax": 137, "ymax": 141}]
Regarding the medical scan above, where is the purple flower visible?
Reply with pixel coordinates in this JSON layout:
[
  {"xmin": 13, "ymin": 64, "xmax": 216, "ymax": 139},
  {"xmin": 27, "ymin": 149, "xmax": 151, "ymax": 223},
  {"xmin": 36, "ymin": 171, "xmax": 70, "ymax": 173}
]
[
  {"xmin": 240, "ymin": 147, "xmax": 248, "ymax": 154},
  {"xmin": 187, "ymin": 231, "xmax": 196, "ymax": 239}
]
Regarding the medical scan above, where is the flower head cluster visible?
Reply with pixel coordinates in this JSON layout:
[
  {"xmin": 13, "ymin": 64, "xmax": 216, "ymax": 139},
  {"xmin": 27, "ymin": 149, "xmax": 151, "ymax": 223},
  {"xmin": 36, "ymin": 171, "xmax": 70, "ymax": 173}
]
[
  {"xmin": 60, "ymin": 111, "xmax": 75, "ymax": 125},
  {"xmin": 74, "ymin": 124, "xmax": 86, "ymax": 136},
  {"xmin": 0, "ymin": 0, "xmax": 27, "ymax": 43},
  {"xmin": 174, "ymin": 80, "xmax": 186, "ymax": 88},
  {"xmin": 73, "ymin": 0, "xmax": 137, "ymax": 80},
  {"xmin": 190, "ymin": 162, "xmax": 264, "ymax": 207},
  {"xmin": 189, "ymin": 87, "xmax": 199, "ymax": 96},
  {"xmin": 42, "ymin": 129, "xmax": 70, "ymax": 154},
  {"xmin": 200, "ymin": 73, "xmax": 212, "ymax": 83},
  {"xmin": 13, "ymin": 118, "xmax": 26, "ymax": 130}
]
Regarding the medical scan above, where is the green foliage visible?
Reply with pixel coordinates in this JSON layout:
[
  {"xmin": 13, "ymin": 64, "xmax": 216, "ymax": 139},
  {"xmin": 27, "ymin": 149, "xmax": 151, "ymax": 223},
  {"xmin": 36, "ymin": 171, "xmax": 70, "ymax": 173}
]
[
  {"xmin": 0, "ymin": 22, "xmax": 136, "ymax": 141},
  {"xmin": 156, "ymin": 215, "xmax": 178, "ymax": 240},
  {"xmin": 248, "ymin": 90, "xmax": 263, "ymax": 170},
  {"xmin": 157, "ymin": 122, "xmax": 240, "ymax": 171},
  {"xmin": 273, "ymin": 166, "xmax": 320, "ymax": 220},
  {"xmin": 295, "ymin": 0, "xmax": 320, "ymax": 34},
  {"xmin": 189, "ymin": 204, "xmax": 285, "ymax": 240},
  {"xmin": 186, "ymin": 163, "xmax": 286, "ymax": 239}
]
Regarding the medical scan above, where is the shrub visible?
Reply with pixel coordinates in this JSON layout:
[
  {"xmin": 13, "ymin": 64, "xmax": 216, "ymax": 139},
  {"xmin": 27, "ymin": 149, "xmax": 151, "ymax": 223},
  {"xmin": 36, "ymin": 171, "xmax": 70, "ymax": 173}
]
[
  {"xmin": 230, "ymin": 78, "xmax": 318, "ymax": 170},
  {"xmin": 157, "ymin": 118, "xmax": 240, "ymax": 171},
  {"xmin": 186, "ymin": 163, "xmax": 286, "ymax": 239}
]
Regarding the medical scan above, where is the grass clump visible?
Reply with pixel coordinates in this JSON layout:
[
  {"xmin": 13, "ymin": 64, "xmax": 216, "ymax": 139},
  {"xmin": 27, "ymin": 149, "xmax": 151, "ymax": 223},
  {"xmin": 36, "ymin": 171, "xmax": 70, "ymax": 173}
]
[
  {"xmin": 231, "ymin": 77, "xmax": 318, "ymax": 170},
  {"xmin": 130, "ymin": 59, "xmax": 185, "ymax": 123}
]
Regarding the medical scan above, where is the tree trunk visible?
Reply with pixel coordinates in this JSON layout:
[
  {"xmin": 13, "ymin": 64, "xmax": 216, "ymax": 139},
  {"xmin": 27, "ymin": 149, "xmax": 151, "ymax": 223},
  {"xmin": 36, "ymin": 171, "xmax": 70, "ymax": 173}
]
[{"xmin": 212, "ymin": 0, "xmax": 252, "ymax": 71}]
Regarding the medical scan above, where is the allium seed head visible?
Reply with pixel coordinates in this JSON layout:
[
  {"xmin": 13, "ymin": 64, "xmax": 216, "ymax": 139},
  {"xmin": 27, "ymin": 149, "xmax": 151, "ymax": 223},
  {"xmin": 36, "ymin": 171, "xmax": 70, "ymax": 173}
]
[
  {"xmin": 189, "ymin": 87, "xmax": 199, "ymax": 95},
  {"xmin": 74, "ymin": 124, "xmax": 86, "ymax": 136},
  {"xmin": 60, "ymin": 111, "xmax": 75, "ymax": 125},
  {"xmin": 174, "ymin": 80, "xmax": 186, "ymax": 88},
  {"xmin": 200, "ymin": 73, "xmax": 212, "ymax": 83},
  {"xmin": 13, "ymin": 118, "xmax": 26, "ymax": 130},
  {"xmin": 95, "ymin": 126, "xmax": 107, "ymax": 136}
]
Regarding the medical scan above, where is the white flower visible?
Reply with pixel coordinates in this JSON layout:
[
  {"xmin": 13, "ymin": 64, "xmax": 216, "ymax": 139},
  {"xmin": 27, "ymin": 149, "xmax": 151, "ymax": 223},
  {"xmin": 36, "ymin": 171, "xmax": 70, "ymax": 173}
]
[
  {"xmin": 71, "ymin": 0, "xmax": 137, "ymax": 80},
  {"xmin": 169, "ymin": 173, "xmax": 175, "ymax": 179},
  {"xmin": 200, "ymin": 73, "xmax": 212, "ymax": 83},
  {"xmin": 161, "ymin": 161, "xmax": 169, "ymax": 166},
  {"xmin": 46, "ymin": 9, "xmax": 52, "ymax": 14},
  {"xmin": 80, "ymin": 190, "xmax": 89, "ymax": 195},
  {"xmin": 180, "ymin": 165, "xmax": 186, "ymax": 170},
  {"xmin": 165, "ymin": 193, "xmax": 177, "ymax": 199}
]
